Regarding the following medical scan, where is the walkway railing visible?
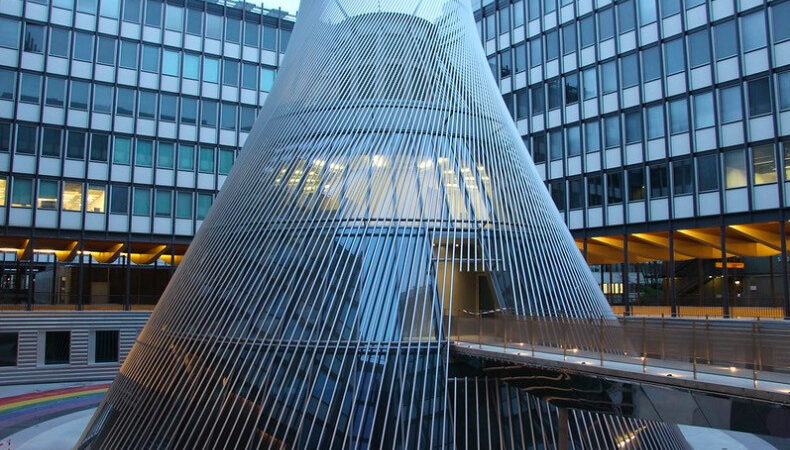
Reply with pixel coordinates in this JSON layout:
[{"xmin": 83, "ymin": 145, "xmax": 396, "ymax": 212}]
[{"xmin": 449, "ymin": 314, "xmax": 790, "ymax": 387}]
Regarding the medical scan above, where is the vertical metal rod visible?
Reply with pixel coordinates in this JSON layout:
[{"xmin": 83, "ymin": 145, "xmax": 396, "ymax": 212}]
[
  {"xmin": 691, "ymin": 320, "xmax": 697, "ymax": 380},
  {"xmin": 781, "ymin": 220, "xmax": 789, "ymax": 320}
]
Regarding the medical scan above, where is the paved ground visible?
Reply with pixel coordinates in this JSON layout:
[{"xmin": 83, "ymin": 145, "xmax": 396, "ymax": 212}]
[{"xmin": 0, "ymin": 381, "xmax": 107, "ymax": 450}]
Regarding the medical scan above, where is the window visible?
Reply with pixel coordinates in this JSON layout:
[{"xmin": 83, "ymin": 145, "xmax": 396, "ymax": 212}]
[
  {"xmin": 16, "ymin": 125, "xmax": 36, "ymax": 154},
  {"xmin": 242, "ymin": 63, "xmax": 257, "ymax": 89},
  {"xmin": 724, "ymin": 149, "xmax": 747, "ymax": 189},
  {"xmin": 201, "ymin": 100, "xmax": 217, "ymax": 127},
  {"xmin": 223, "ymin": 60, "xmax": 239, "ymax": 86},
  {"xmin": 155, "ymin": 190, "xmax": 171, "ymax": 216},
  {"xmin": 778, "ymin": 71, "xmax": 790, "ymax": 112},
  {"xmin": 183, "ymin": 53, "xmax": 199, "ymax": 80},
  {"xmin": 244, "ymin": 21, "xmax": 259, "ymax": 47},
  {"xmin": 42, "ymin": 128, "xmax": 61, "ymax": 157},
  {"xmin": 628, "ymin": 168, "xmax": 645, "ymax": 201},
  {"xmin": 96, "ymin": 37, "xmax": 116, "ymax": 65},
  {"xmin": 546, "ymin": 30, "xmax": 559, "ymax": 61},
  {"xmin": 650, "ymin": 164, "xmax": 669, "ymax": 198},
  {"xmin": 580, "ymin": 16, "xmax": 595, "ymax": 48},
  {"xmin": 582, "ymin": 68, "xmax": 597, "ymax": 99},
  {"xmin": 752, "ymin": 144, "xmax": 776, "ymax": 185},
  {"xmin": 181, "ymin": 97, "xmax": 197, "ymax": 124},
  {"xmin": 176, "ymin": 191, "xmax": 191, "ymax": 218},
  {"xmin": 94, "ymin": 330, "xmax": 118, "ymax": 363},
  {"xmin": 719, "ymin": 85, "xmax": 742, "ymax": 123},
  {"xmin": 774, "ymin": 1, "xmax": 790, "ymax": 43},
  {"xmin": 123, "ymin": 0, "xmax": 141, "ymax": 22},
  {"xmin": 646, "ymin": 104, "xmax": 664, "ymax": 139},
  {"xmin": 67, "ymin": 131, "xmax": 85, "ymax": 159},
  {"xmin": 144, "ymin": 0, "xmax": 162, "ymax": 27},
  {"xmin": 599, "ymin": 8, "xmax": 615, "ymax": 40},
  {"xmin": 547, "ymin": 79, "xmax": 561, "ymax": 110},
  {"xmin": 641, "ymin": 46, "xmax": 661, "ymax": 81},
  {"xmin": 604, "ymin": 116, "xmax": 620, "ymax": 148},
  {"xmin": 157, "ymin": 142, "xmax": 174, "ymax": 168},
  {"xmin": 135, "ymin": 140, "xmax": 152, "ymax": 167},
  {"xmin": 197, "ymin": 193, "xmax": 212, "ymax": 220},
  {"xmin": 262, "ymin": 26, "xmax": 276, "ymax": 50},
  {"xmin": 673, "ymin": 159, "xmax": 693, "ymax": 195},
  {"xmin": 116, "ymin": 88, "xmax": 135, "ymax": 116},
  {"xmin": 279, "ymin": 29, "xmax": 291, "ymax": 53},
  {"xmin": 639, "ymin": 0, "xmax": 657, "ymax": 25},
  {"xmin": 50, "ymin": 28, "xmax": 70, "ymax": 57},
  {"xmin": 693, "ymin": 92, "xmax": 715, "ymax": 129},
  {"xmin": 0, "ymin": 333, "xmax": 18, "ymax": 367},
  {"xmin": 621, "ymin": 54, "xmax": 639, "ymax": 88},
  {"xmin": 139, "ymin": 91, "xmax": 156, "ymax": 119},
  {"xmin": 532, "ymin": 134, "xmax": 547, "ymax": 163},
  {"xmin": 741, "ymin": 11, "xmax": 766, "ymax": 52},
  {"xmin": 515, "ymin": 89, "xmax": 528, "ymax": 119},
  {"xmin": 186, "ymin": 8, "xmax": 202, "ymax": 35},
  {"xmin": 45, "ymin": 77, "xmax": 64, "ymax": 107},
  {"xmin": 688, "ymin": 30, "xmax": 710, "ymax": 68},
  {"xmin": 37, "ymin": 180, "xmax": 58, "ymax": 210},
  {"xmin": 568, "ymin": 178, "xmax": 583, "ymax": 209},
  {"xmin": 133, "ymin": 188, "xmax": 150, "ymax": 215},
  {"xmin": 618, "ymin": 0, "xmax": 635, "ymax": 32},
  {"xmin": 90, "ymin": 134, "xmax": 108, "ymax": 162},
  {"xmin": 529, "ymin": 38, "xmax": 542, "ymax": 68},
  {"xmin": 664, "ymin": 38, "xmax": 684, "ymax": 75},
  {"xmin": 69, "ymin": 80, "xmax": 89, "ymax": 110},
  {"xmin": 24, "ymin": 23, "xmax": 44, "ymax": 53},
  {"xmin": 218, "ymin": 149, "xmax": 234, "ymax": 174},
  {"xmin": 567, "ymin": 126, "xmax": 581, "ymax": 156},
  {"xmin": 240, "ymin": 106, "xmax": 256, "ymax": 132},
  {"xmin": 62, "ymin": 181, "xmax": 82, "ymax": 211},
  {"xmin": 514, "ymin": 0, "xmax": 525, "ymax": 27},
  {"xmin": 203, "ymin": 57, "xmax": 219, "ymax": 83},
  {"xmin": 714, "ymin": 20, "xmax": 737, "ymax": 60},
  {"xmin": 0, "ymin": 18, "xmax": 20, "ymax": 49},
  {"xmin": 93, "ymin": 85, "xmax": 113, "ymax": 113},
  {"xmin": 77, "ymin": 0, "xmax": 97, "ymax": 14},
  {"xmin": 748, "ymin": 78, "xmax": 771, "ymax": 117},
  {"xmin": 110, "ymin": 186, "xmax": 128, "ymax": 214},
  {"xmin": 165, "ymin": 4, "xmax": 183, "ymax": 31},
  {"xmin": 206, "ymin": 14, "xmax": 222, "ymax": 40},
  {"xmin": 531, "ymin": 85, "xmax": 544, "ymax": 116},
  {"xmin": 562, "ymin": 24, "xmax": 576, "ymax": 55},
  {"xmin": 625, "ymin": 111, "xmax": 642, "ymax": 144},
  {"xmin": 607, "ymin": 172, "xmax": 623, "ymax": 204},
  {"xmin": 11, "ymin": 178, "xmax": 33, "ymax": 207},
  {"xmin": 86, "ymin": 185, "xmax": 105, "ymax": 213},
  {"xmin": 178, "ymin": 144, "xmax": 194, "ymax": 171},
  {"xmin": 500, "ymin": 49, "xmax": 511, "ymax": 78},
  {"xmin": 549, "ymin": 130, "xmax": 562, "ymax": 160},
  {"xmin": 669, "ymin": 99, "xmax": 688, "ymax": 134},
  {"xmin": 0, "ymin": 122, "xmax": 9, "ymax": 152},
  {"xmin": 226, "ymin": 18, "xmax": 240, "ymax": 43},
  {"xmin": 160, "ymin": 94, "xmax": 177, "ymax": 121},
  {"xmin": 551, "ymin": 182, "xmax": 565, "ymax": 211},
  {"xmin": 73, "ymin": 32, "xmax": 93, "ymax": 61},
  {"xmin": 20, "ymin": 74, "xmax": 41, "ymax": 104},
  {"xmin": 162, "ymin": 50, "xmax": 180, "ymax": 76},
  {"xmin": 499, "ymin": 6, "xmax": 511, "ymax": 33},
  {"xmin": 141, "ymin": 45, "xmax": 159, "ymax": 72},
  {"xmin": 587, "ymin": 175, "xmax": 603, "ymax": 207},
  {"xmin": 113, "ymin": 137, "xmax": 131, "ymax": 165},
  {"xmin": 0, "ymin": 70, "xmax": 15, "ymax": 101},
  {"xmin": 260, "ymin": 68, "xmax": 275, "ymax": 92},
  {"xmin": 100, "ymin": 0, "xmax": 119, "ymax": 18},
  {"xmin": 514, "ymin": 43, "xmax": 526, "ymax": 73},
  {"xmin": 585, "ymin": 121, "xmax": 600, "ymax": 152},
  {"xmin": 44, "ymin": 331, "xmax": 70, "ymax": 365},
  {"xmin": 564, "ymin": 73, "xmax": 579, "ymax": 104},
  {"xmin": 601, "ymin": 61, "xmax": 617, "ymax": 94},
  {"xmin": 199, "ymin": 147, "xmax": 214, "ymax": 172}
]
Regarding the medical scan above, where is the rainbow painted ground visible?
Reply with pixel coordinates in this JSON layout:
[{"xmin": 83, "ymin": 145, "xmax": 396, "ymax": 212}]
[{"xmin": 0, "ymin": 383, "xmax": 108, "ymax": 439}]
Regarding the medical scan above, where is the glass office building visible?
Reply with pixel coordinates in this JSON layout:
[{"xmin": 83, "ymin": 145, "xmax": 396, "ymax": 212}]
[
  {"xmin": 0, "ymin": 0, "xmax": 293, "ymax": 309},
  {"xmin": 475, "ymin": 0, "xmax": 790, "ymax": 318},
  {"xmin": 0, "ymin": 0, "xmax": 788, "ymax": 319}
]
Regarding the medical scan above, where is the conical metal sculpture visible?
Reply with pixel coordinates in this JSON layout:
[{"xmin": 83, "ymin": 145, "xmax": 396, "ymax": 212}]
[{"xmin": 77, "ymin": 1, "xmax": 687, "ymax": 448}]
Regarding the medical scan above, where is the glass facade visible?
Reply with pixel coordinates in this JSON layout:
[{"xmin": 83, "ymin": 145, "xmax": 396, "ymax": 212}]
[
  {"xmin": 0, "ymin": 0, "xmax": 293, "ymax": 309},
  {"xmin": 475, "ymin": 0, "xmax": 790, "ymax": 318}
]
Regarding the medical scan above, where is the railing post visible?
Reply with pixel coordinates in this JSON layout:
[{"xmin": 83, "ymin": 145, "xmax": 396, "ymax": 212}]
[
  {"xmin": 478, "ymin": 313, "xmax": 482, "ymax": 350},
  {"xmin": 751, "ymin": 321, "xmax": 759, "ymax": 388},
  {"xmin": 692, "ymin": 320, "xmax": 697, "ymax": 380},
  {"xmin": 598, "ymin": 316, "xmax": 604, "ymax": 367},
  {"xmin": 529, "ymin": 316, "xmax": 535, "ymax": 357},
  {"xmin": 641, "ymin": 317, "xmax": 647, "ymax": 373}
]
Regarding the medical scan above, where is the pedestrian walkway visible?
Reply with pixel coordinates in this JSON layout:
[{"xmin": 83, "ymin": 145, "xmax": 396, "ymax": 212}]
[{"xmin": 0, "ymin": 382, "xmax": 107, "ymax": 449}]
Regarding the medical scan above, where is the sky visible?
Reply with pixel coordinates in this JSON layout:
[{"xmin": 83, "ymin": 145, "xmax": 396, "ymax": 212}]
[{"xmin": 258, "ymin": 0, "xmax": 301, "ymax": 14}]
